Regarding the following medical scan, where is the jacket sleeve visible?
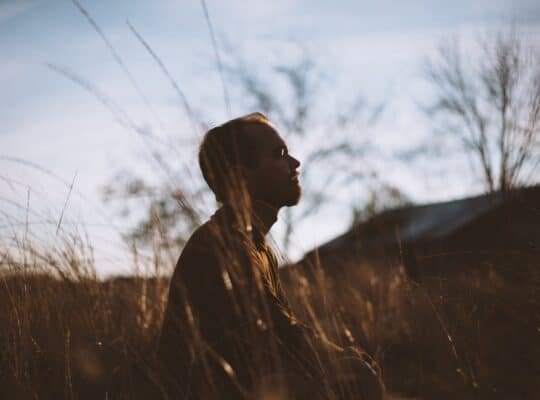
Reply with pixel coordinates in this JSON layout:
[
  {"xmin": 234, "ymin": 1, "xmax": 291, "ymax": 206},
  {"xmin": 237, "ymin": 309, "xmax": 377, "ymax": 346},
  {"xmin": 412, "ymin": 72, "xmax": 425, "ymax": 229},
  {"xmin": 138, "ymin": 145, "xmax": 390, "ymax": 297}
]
[{"xmin": 176, "ymin": 238, "xmax": 248, "ymax": 350}]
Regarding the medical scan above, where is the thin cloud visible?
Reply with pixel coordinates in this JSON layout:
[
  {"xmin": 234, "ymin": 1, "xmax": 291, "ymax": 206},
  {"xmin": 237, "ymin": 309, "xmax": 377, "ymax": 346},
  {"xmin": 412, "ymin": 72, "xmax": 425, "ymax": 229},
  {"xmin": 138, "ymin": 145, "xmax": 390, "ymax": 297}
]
[{"xmin": 0, "ymin": 0, "xmax": 38, "ymax": 25}]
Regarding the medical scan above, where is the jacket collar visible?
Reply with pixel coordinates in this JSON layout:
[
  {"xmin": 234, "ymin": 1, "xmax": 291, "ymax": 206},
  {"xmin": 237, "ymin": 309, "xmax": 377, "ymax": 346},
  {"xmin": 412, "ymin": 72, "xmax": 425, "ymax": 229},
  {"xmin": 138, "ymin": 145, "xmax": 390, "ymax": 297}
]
[{"xmin": 212, "ymin": 204, "xmax": 268, "ymax": 251}]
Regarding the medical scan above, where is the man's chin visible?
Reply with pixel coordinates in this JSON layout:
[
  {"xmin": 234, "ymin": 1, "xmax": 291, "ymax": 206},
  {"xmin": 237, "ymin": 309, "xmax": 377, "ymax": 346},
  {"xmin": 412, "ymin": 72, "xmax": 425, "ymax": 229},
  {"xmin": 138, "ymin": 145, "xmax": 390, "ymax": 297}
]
[{"xmin": 284, "ymin": 187, "xmax": 302, "ymax": 207}]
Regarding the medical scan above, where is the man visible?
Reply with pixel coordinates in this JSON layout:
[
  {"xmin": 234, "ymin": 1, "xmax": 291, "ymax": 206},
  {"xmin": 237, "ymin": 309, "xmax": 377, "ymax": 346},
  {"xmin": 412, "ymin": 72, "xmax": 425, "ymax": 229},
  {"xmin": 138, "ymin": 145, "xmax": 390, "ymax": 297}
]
[{"xmin": 158, "ymin": 113, "xmax": 383, "ymax": 399}]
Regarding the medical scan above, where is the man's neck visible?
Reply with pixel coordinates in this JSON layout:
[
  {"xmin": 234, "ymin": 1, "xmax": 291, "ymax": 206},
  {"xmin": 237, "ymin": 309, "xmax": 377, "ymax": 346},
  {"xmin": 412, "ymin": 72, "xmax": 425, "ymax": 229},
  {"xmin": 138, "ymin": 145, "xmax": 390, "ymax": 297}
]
[
  {"xmin": 251, "ymin": 199, "xmax": 279, "ymax": 235},
  {"xmin": 222, "ymin": 199, "xmax": 279, "ymax": 236}
]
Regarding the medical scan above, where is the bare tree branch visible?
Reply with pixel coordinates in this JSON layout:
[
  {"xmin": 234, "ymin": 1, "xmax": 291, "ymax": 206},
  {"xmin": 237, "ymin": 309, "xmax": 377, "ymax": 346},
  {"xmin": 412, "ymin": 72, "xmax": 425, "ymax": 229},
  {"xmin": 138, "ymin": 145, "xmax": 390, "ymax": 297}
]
[{"xmin": 423, "ymin": 30, "xmax": 539, "ymax": 192}]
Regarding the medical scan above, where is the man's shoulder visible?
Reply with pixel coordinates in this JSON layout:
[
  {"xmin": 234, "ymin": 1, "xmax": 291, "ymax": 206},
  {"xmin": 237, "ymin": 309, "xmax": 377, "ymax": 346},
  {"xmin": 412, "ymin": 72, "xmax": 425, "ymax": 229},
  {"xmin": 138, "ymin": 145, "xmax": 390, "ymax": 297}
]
[
  {"xmin": 181, "ymin": 220, "xmax": 220, "ymax": 258},
  {"xmin": 178, "ymin": 215, "xmax": 239, "ymax": 262},
  {"xmin": 184, "ymin": 210, "xmax": 251, "ymax": 252},
  {"xmin": 169, "ymin": 221, "xmax": 219, "ymax": 285},
  {"xmin": 174, "ymin": 209, "xmax": 255, "ymax": 276}
]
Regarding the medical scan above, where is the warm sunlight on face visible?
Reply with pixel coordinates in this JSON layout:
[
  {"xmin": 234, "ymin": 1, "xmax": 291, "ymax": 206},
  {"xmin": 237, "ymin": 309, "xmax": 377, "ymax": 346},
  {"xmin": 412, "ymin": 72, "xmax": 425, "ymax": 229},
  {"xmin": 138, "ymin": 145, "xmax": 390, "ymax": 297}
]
[{"xmin": 244, "ymin": 123, "xmax": 301, "ymax": 208}]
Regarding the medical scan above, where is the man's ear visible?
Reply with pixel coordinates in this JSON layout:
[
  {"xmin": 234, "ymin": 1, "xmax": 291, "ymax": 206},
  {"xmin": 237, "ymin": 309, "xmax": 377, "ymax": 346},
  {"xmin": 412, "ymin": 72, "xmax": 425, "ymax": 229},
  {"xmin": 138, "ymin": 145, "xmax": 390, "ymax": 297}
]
[
  {"xmin": 226, "ymin": 164, "xmax": 252, "ymax": 207},
  {"xmin": 229, "ymin": 165, "xmax": 249, "ymax": 189},
  {"xmin": 232, "ymin": 164, "xmax": 253, "ymax": 181}
]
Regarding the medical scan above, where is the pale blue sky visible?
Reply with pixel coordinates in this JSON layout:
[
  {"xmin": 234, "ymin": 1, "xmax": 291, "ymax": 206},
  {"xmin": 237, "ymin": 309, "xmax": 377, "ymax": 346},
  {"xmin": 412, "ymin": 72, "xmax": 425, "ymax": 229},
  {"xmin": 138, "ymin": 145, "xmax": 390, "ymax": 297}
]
[{"xmin": 1, "ymin": 0, "xmax": 539, "ymax": 275}]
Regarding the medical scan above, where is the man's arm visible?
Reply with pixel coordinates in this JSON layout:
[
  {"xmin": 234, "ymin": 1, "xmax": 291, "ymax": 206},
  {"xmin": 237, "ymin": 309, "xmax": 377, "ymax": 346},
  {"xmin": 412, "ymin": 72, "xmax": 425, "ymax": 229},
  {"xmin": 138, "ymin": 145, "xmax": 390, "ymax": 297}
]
[
  {"xmin": 176, "ymin": 233, "xmax": 314, "ymax": 373},
  {"xmin": 175, "ymin": 237, "xmax": 246, "ymax": 349}
]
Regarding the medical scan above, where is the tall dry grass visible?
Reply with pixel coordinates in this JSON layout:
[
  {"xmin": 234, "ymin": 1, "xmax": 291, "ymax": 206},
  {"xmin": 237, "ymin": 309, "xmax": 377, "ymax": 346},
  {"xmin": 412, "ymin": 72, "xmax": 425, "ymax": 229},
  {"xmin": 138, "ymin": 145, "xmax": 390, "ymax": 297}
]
[
  {"xmin": 3, "ymin": 3, "xmax": 538, "ymax": 398},
  {"xmin": 1, "ymin": 222, "xmax": 539, "ymax": 399},
  {"xmin": 283, "ymin": 256, "xmax": 540, "ymax": 399},
  {"xmin": 0, "ymin": 233, "xmax": 165, "ymax": 399}
]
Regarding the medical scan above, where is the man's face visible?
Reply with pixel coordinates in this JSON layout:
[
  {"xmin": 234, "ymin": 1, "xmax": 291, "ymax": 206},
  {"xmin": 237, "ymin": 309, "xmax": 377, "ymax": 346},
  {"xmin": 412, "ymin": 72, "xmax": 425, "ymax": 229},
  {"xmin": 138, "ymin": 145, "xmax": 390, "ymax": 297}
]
[{"xmin": 244, "ymin": 123, "xmax": 301, "ymax": 208}]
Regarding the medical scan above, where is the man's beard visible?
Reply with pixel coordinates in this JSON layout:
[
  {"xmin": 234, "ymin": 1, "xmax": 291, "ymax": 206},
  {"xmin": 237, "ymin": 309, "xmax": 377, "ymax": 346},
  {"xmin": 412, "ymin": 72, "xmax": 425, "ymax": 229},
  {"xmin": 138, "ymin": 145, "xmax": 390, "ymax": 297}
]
[{"xmin": 283, "ymin": 184, "xmax": 302, "ymax": 207}]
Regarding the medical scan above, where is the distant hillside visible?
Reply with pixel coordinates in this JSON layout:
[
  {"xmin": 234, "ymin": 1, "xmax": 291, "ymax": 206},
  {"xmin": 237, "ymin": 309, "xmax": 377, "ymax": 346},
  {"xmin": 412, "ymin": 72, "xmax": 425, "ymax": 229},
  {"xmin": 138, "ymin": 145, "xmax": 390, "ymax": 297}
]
[{"xmin": 293, "ymin": 185, "xmax": 540, "ymax": 279}]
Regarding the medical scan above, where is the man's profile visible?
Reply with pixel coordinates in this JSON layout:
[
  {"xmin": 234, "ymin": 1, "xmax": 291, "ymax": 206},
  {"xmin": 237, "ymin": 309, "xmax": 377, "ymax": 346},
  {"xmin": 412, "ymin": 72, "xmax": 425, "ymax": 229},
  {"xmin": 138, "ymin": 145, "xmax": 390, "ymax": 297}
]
[{"xmin": 157, "ymin": 113, "xmax": 383, "ymax": 399}]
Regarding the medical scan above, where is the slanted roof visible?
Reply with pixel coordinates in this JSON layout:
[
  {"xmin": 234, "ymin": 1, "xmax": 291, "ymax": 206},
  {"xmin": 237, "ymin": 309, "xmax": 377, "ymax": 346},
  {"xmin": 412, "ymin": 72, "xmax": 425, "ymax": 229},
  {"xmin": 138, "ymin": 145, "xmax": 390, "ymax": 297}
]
[{"xmin": 316, "ymin": 185, "xmax": 540, "ymax": 255}]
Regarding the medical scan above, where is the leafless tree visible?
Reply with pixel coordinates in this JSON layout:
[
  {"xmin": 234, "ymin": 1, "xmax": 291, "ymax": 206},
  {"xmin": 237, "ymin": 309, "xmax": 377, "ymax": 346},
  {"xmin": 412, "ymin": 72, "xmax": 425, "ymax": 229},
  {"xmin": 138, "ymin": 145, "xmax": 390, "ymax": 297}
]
[
  {"xmin": 227, "ymin": 47, "xmax": 387, "ymax": 255},
  {"xmin": 424, "ymin": 30, "xmax": 540, "ymax": 192},
  {"xmin": 349, "ymin": 182, "xmax": 411, "ymax": 228},
  {"xmin": 97, "ymin": 36, "xmax": 390, "ymax": 261},
  {"xmin": 63, "ymin": 2, "xmax": 396, "ymax": 264}
]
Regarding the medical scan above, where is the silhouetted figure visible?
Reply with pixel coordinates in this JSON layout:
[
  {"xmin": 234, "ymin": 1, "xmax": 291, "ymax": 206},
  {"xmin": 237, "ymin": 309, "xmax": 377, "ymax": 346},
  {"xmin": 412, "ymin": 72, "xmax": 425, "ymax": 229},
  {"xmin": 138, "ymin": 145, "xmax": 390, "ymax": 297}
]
[{"xmin": 157, "ymin": 113, "xmax": 383, "ymax": 399}]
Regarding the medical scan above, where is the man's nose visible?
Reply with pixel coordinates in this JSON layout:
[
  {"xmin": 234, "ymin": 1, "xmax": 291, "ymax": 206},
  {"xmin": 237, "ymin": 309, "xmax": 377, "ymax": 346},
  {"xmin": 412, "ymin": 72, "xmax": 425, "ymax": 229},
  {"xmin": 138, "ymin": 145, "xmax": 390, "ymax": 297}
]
[{"xmin": 289, "ymin": 155, "xmax": 300, "ymax": 169}]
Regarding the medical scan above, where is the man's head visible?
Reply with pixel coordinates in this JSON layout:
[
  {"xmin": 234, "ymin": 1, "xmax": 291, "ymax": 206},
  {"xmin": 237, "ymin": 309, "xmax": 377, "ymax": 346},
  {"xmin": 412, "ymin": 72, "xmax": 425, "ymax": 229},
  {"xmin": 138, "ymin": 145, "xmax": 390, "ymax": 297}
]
[{"xmin": 199, "ymin": 113, "xmax": 301, "ymax": 209}]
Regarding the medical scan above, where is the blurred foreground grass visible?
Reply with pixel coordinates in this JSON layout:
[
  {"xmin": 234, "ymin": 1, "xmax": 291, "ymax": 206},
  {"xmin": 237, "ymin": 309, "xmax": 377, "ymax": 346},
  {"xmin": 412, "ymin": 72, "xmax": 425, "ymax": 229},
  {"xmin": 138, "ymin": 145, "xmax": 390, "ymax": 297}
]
[{"xmin": 1, "ymin": 233, "xmax": 538, "ymax": 399}]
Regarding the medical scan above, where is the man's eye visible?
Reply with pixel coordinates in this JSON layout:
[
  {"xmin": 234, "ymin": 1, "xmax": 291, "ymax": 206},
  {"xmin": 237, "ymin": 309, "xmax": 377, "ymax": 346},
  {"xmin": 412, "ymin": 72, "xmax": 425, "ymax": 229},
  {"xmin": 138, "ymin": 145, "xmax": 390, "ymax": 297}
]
[{"xmin": 275, "ymin": 148, "xmax": 286, "ymax": 159}]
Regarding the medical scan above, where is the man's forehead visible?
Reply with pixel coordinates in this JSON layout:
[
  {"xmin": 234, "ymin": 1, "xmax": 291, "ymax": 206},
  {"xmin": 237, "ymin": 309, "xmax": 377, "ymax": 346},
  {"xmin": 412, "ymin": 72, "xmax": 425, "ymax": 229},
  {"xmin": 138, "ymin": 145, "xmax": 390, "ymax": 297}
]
[{"xmin": 245, "ymin": 122, "xmax": 286, "ymax": 148}]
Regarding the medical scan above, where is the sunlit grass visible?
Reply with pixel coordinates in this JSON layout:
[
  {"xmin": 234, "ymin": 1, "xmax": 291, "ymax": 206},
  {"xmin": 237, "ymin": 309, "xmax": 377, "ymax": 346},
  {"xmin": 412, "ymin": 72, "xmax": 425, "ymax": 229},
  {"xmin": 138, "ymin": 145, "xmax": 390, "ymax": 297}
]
[{"xmin": 1, "ymin": 221, "xmax": 538, "ymax": 399}]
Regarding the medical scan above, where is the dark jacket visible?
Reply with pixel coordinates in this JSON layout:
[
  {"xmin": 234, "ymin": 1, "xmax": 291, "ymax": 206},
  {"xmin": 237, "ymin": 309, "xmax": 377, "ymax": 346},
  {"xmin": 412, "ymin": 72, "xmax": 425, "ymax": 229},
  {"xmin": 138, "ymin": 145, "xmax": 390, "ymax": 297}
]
[{"xmin": 157, "ymin": 206, "xmax": 319, "ymax": 399}]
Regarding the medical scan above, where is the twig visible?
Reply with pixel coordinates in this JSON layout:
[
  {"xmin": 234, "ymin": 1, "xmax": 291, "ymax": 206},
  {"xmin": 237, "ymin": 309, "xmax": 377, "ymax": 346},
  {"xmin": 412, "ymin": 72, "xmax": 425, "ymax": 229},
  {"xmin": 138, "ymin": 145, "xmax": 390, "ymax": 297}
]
[
  {"xmin": 71, "ymin": 0, "xmax": 163, "ymax": 130},
  {"xmin": 200, "ymin": 0, "xmax": 232, "ymax": 117},
  {"xmin": 126, "ymin": 21, "xmax": 199, "ymax": 135},
  {"xmin": 47, "ymin": 63, "xmax": 133, "ymax": 128},
  {"xmin": 23, "ymin": 188, "xmax": 30, "ymax": 270},
  {"xmin": 56, "ymin": 172, "xmax": 77, "ymax": 235}
]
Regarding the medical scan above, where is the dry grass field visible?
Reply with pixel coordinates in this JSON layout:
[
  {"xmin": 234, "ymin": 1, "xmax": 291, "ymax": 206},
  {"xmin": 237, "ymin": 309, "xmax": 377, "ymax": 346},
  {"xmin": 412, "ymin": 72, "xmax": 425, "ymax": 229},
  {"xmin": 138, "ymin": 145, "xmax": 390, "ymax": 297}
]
[
  {"xmin": 1, "ymin": 230, "xmax": 538, "ymax": 399},
  {"xmin": 2, "ymin": 2, "xmax": 539, "ymax": 398}
]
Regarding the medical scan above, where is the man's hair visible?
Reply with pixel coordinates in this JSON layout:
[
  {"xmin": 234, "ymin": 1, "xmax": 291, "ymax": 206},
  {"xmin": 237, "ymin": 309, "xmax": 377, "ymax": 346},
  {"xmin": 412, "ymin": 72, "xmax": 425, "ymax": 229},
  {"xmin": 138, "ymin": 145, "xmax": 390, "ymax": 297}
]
[{"xmin": 199, "ymin": 112, "xmax": 272, "ymax": 202}]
